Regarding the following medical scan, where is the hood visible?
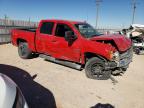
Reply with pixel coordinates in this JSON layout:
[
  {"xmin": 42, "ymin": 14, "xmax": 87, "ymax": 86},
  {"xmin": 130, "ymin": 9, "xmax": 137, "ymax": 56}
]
[{"xmin": 90, "ymin": 34, "xmax": 132, "ymax": 52}]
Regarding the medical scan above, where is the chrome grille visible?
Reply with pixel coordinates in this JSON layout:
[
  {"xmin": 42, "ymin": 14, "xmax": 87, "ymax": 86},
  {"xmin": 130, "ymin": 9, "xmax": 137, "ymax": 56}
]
[
  {"xmin": 118, "ymin": 47, "xmax": 133, "ymax": 67},
  {"xmin": 120, "ymin": 48, "xmax": 133, "ymax": 60}
]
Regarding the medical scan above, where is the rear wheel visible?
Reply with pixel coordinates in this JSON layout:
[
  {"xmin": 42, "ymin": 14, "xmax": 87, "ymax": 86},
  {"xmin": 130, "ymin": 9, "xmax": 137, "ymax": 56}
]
[
  {"xmin": 18, "ymin": 42, "xmax": 33, "ymax": 59},
  {"xmin": 85, "ymin": 57, "xmax": 111, "ymax": 80}
]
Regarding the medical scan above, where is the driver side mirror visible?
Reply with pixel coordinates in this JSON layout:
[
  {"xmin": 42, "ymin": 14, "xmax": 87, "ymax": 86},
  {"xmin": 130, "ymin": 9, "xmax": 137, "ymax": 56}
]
[{"xmin": 65, "ymin": 31, "xmax": 77, "ymax": 42}]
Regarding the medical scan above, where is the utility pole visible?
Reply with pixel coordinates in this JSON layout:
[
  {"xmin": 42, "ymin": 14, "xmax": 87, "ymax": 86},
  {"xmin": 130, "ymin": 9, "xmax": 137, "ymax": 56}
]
[
  {"xmin": 28, "ymin": 17, "xmax": 31, "ymax": 22},
  {"xmin": 86, "ymin": 12, "xmax": 89, "ymax": 22},
  {"xmin": 132, "ymin": 0, "xmax": 137, "ymax": 24},
  {"xmin": 28, "ymin": 17, "xmax": 31, "ymax": 26},
  {"xmin": 95, "ymin": 0, "xmax": 102, "ymax": 29},
  {"xmin": 4, "ymin": 15, "xmax": 8, "ymax": 33}
]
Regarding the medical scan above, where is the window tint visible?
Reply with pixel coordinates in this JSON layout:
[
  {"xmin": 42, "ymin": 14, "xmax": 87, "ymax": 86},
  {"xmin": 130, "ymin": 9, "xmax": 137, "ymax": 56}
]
[
  {"xmin": 55, "ymin": 24, "xmax": 73, "ymax": 37},
  {"xmin": 40, "ymin": 22, "xmax": 54, "ymax": 35}
]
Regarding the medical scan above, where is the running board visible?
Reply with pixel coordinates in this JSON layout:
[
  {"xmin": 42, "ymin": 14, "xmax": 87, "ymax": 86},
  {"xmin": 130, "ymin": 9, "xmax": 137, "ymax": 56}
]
[{"xmin": 39, "ymin": 54, "xmax": 82, "ymax": 70}]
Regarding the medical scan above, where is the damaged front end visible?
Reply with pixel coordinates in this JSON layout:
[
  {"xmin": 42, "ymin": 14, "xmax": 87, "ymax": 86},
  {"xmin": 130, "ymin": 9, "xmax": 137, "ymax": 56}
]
[
  {"xmin": 94, "ymin": 39, "xmax": 133, "ymax": 75},
  {"xmin": 90, "ymin": 35, "xmax": 133, "ymax": 75},
  {"xmin": 105, "ymin": 47, "xmax": 133, "ymax": 75}
]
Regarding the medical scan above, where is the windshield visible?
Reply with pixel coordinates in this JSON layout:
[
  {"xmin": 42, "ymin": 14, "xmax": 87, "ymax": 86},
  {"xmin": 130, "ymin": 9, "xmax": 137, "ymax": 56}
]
[{"xmin": 75, "ymin": 23, "xmax": 102, "ymax": 38}]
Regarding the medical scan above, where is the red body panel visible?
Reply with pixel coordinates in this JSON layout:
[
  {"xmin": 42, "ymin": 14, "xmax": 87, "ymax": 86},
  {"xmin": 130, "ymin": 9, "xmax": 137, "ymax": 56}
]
[
  {"xmin": 11, "ymin": 29, "xmax": 36, "ymax": 52},
  {"xmin": 90, "ymin": 34, "xmax": 132, "ymax": 52},
  {"xmin": 11, "ymin": 19, "xmax": 132, "ymax": 64}
]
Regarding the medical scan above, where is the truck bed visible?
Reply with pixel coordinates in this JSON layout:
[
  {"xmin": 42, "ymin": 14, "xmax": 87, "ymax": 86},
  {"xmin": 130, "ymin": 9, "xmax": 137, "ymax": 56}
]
[
  {"xmin": 17, "ymin": 27, "xmax": 37, "ymax": 32},
  {"xmin": 11, "ymin": 28, "xmax": 37, "ymax": 52}
]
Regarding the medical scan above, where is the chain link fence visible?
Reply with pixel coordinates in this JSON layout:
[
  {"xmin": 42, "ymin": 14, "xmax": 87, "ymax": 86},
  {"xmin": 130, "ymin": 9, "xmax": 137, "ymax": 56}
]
[
  {"xmin": 0, "ymin": 19, "xmax": 122, "ymax": 44},
  {"xmin": 0, "ymin": 19, "xmax": 38, "ymax": 43}
]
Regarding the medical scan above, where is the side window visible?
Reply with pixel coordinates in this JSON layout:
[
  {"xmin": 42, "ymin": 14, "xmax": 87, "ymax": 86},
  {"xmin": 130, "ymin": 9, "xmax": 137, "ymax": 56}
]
[
  {"xmin": 55, "ymin": 24, "xmax": 73, "ymax": 37},
  {"xmin": 40, "ymin": 22, "xmax": 54, "ymax": 35}
]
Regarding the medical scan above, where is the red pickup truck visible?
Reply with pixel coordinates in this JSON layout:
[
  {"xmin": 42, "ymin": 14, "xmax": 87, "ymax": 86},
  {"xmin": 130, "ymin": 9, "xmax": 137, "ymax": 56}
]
[{"xmin": 11, "ymin": 19, "xmax": 133, "ymax": 80}]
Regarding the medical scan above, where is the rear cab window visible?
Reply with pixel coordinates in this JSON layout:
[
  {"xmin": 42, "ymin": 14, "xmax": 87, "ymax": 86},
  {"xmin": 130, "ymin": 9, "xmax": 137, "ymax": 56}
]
[{"xmin": 40, "ymin": 22, "xmax": 54, "ymax": 35}]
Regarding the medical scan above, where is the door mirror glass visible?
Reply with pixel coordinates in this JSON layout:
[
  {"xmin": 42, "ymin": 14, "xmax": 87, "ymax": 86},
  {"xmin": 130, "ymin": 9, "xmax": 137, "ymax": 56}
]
[{"xmin": 65, "ymin": 31, "xmax": 77, "ymax": 42}]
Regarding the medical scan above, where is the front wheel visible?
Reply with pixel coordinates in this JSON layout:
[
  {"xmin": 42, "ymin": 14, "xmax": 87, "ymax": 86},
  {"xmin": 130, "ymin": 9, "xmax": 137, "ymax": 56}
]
[
  {"xmin": 85, "ymin": 57, "xmax": 111, "ymax": 80},
  {"xmin": 18, "ymin": 42, "xmax": 33, "ymax": 59}
]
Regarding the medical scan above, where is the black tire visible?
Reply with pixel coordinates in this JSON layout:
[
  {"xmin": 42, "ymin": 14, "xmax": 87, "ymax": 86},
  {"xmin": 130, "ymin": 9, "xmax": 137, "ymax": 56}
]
[
  {"xmin": 135, "ymin": 48, "xmax": 140, "ymax": 55},
  {"xmin": 121, "ymin": 67, "xmax": 127, "ymax": 72},
  {"xmin": 85, "ymin": 57, "xmax": 111, "ymax": 80},
  {"xmin": 18, "ymin": 42, "xmax": 33, "ymax": 59}
]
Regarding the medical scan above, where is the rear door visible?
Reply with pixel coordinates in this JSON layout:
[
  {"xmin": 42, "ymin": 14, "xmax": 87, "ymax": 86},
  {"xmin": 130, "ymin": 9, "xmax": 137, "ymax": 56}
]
[{"xmin": 35, "ymin": 21, "xmax": 55, "ymax": 55}]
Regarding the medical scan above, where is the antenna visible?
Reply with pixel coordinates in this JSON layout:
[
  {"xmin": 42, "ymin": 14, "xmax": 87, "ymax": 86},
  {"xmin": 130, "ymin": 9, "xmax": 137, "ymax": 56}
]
[{"xmin": 95, "ymin": 0, "xmax": 102, "ymax": 29}]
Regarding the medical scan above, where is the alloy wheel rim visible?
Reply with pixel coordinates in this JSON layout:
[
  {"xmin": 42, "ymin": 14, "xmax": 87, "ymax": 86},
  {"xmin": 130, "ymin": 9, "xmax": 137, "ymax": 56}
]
[{"xmin": 91, "ymin": 63, "xmax": 103, "ymax": 78}]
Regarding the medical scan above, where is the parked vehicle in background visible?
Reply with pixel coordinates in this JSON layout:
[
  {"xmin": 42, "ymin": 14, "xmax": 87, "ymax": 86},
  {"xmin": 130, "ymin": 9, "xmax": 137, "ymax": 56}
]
[
  {"xmin": 0, "ymin": 73, "xmax": 28, "ymax": 108},
  {"xmin": 11, "ymin": 19, "xmax": 132, "ymax": 80},
  {"xmin": 121, "ymin": 24, "xmax": 144, "ymax": 54}
]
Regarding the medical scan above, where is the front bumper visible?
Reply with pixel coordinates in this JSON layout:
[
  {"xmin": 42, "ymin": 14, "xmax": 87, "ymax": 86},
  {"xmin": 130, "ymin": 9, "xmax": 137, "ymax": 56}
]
[
  {"xmin": 118, "ymin": 47, "xmax": 133, "ymax": 67},
  {"xmin": 105, "ymin": 47, "xmax": 133, "ymax": 70}
]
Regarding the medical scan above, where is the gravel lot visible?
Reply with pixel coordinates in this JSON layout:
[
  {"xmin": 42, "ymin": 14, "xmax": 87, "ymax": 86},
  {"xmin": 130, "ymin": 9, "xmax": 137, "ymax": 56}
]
[
  {"xmin": 0, "ymin": 35, "xmax": 11, "ymax": 43},
  {"xmin": 0, "ymin": 44, "xmax": 144, "ymax": 108}
]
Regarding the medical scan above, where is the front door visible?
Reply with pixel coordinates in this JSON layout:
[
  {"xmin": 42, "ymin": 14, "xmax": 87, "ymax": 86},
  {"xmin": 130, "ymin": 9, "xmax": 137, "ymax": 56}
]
[{"xmin": 52, "ymin": 23, "xmax": 81, "ymax": 63}]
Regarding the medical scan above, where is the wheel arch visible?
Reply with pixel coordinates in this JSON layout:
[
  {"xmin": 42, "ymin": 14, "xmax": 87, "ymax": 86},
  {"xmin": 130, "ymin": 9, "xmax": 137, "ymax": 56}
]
[
  {"xmin": 17, "ymin": 38, "xmax": 27, "ymax": 45},
  {"xmin": 84, "ymin": 52, "xmax": 108, "ymax": 63}
]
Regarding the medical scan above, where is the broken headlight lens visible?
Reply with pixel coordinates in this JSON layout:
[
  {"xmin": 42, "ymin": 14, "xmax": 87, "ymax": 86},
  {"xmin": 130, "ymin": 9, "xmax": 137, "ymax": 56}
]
[{"xmin": 112, "ymin": 51, "xmax": 120, "ymax": 61}]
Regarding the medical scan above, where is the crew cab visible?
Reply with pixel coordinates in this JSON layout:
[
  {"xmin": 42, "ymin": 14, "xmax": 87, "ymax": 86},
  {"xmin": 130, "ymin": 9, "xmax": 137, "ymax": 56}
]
[{"xmin": 11, "ymin": 19, "xmax": 133, "ymax": 80}]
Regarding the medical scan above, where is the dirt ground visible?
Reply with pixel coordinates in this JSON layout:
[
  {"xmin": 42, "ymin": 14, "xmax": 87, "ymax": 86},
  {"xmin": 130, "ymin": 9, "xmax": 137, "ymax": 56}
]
[{"xmin": 0, "ymin": 44, "xmax": 144, "ymax": 108}]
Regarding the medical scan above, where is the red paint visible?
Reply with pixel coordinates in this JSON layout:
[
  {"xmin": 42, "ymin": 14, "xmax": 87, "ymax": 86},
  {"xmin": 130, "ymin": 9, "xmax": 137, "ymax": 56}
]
[{"xmin": 11, "ymin": 19, "xmax": 132, "ymax": 64}]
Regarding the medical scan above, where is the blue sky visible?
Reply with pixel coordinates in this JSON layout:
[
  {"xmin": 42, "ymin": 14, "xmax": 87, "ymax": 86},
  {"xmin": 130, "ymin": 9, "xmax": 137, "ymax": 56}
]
[{"xmin": 0, "ymin": 0, "xmax": 144, "ymax": 28}]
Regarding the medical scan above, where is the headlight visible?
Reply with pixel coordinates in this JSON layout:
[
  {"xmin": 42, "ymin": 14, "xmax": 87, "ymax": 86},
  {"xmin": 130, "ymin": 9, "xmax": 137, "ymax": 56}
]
[{"xmin": 112, "ymin": 51, "xmax": 120, "ymax": 61}]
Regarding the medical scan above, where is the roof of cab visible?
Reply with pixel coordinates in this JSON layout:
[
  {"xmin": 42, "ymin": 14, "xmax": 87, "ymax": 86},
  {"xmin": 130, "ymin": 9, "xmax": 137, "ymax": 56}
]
[{"xmin": 40, "ymin": 19, "xmax": 86, "ymax": 24}]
